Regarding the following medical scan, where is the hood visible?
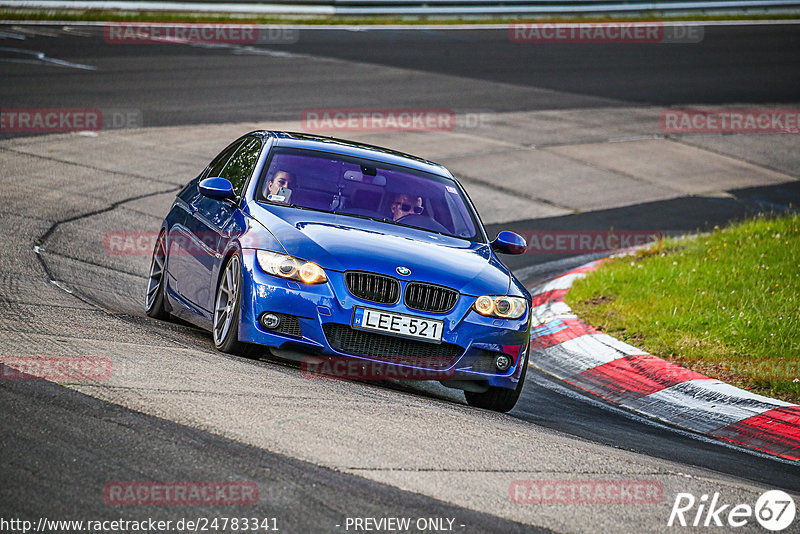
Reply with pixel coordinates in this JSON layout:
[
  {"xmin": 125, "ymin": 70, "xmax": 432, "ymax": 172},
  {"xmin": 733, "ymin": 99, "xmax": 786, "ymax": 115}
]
[{"xmin": 247, "ymin": 203, "xmax": 511, "ymax": 296}]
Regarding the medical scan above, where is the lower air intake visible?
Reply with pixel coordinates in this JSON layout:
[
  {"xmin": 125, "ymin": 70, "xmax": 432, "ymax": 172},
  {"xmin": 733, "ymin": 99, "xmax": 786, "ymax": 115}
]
[{"xmin": 322, "ymin": 324, "xmax": 462, "ymax": 369}]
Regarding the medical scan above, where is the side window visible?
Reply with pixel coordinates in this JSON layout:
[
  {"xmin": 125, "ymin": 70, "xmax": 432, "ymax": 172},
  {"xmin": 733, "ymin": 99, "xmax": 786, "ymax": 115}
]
[
  {"xmin": 219, "ymin": 137, "xmax": 263, "ymax": 197},
  {"xmin": 206, "ymin": 140, "xmax": 245, "ymax": 179}
]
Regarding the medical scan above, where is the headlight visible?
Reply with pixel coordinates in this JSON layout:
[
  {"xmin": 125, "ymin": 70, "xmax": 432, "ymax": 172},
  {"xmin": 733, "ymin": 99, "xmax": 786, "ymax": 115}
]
[
  {"xmin": 473, "ymin": 295, "xmax": 527, "ymax": 319},
  {"xmin": 256, "ymin": 250, "xmax": 327, "ymax": 284}
]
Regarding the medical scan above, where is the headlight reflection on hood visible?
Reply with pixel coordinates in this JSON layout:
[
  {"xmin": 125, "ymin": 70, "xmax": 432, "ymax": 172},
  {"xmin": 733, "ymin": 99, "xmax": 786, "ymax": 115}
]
[{"xmin": 256, "ymin": 250, "xmax": 328, "ymax": 284}]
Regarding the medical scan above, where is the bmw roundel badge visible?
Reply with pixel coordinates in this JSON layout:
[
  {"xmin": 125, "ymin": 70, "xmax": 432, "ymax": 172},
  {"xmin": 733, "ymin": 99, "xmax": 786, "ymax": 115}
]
[{"xmin": 396, "ymin": 266, "xmax": 411, "ymax": 276}]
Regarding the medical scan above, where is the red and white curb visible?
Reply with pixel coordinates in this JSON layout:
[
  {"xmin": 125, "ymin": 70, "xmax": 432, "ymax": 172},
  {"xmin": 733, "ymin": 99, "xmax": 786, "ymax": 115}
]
[{"xmin": 528, "ymin": 259, "xmax": 800, "ymax": 462}]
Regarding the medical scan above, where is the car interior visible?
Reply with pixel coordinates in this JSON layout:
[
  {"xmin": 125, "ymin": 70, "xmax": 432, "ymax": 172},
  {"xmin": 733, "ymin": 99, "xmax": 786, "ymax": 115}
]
[{"xmin": 257, "ymin": 150, "xmax": 478, "ymax": 239}]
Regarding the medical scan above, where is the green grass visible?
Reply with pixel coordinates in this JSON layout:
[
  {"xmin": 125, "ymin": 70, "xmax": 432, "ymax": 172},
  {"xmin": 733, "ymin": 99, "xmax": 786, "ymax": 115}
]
[
  {"xmin": 566, "ymin": 212, "xmax": 800, "ymax": 403},
  {"xmin": 1, "ymin": 9, "xmax": 799, "ymax": 25}
]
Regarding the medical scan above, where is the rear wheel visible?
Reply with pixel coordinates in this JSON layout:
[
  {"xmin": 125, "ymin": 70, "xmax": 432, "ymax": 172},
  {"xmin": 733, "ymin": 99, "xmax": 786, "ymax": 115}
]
[
  {"xmin": 145, "ymin": 231, "xmax": 170, "ymax": 320},
  {"xmin": 464, "ymin": 349, "xmax": 529, "ymax": 413}
]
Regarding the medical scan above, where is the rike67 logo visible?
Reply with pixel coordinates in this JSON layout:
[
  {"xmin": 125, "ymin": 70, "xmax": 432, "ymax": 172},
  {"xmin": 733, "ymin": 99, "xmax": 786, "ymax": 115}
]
[{"xmin": 668, "ymin": 490, "xmax": 796, "ymax": 531}]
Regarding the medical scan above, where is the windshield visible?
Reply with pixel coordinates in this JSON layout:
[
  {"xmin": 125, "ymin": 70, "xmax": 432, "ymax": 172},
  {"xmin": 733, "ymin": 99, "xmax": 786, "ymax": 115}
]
[{"xmin": 256, "ymin": 147, "xmax": 482, "ymax": 241}]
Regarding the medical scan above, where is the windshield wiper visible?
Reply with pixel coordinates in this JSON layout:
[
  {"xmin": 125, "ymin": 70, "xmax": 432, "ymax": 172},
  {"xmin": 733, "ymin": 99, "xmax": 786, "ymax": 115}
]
[
  {"xmin": 330, "ymin": 211, "xmax": 386, "ymax": 223},
  {"xmin": 381, "ymin": 218, "xmax": 458, "ymax": 239}
]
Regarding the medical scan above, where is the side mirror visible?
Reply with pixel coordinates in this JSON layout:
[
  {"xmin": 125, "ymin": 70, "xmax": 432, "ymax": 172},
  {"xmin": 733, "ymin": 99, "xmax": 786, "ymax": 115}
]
[
  {"xmin": 199, "ymin": 177, "xmax": 236, "ymax": 201},
  {"xmin": 491, "ymin": 231, "xmax": 527, "ymax": 255}
]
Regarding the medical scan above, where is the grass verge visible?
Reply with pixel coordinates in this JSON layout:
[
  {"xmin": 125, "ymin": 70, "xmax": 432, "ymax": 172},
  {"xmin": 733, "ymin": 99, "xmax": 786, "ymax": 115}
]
[{"xmin": 566, "ymin": 212, "xmax": 800, "ymax": 403}]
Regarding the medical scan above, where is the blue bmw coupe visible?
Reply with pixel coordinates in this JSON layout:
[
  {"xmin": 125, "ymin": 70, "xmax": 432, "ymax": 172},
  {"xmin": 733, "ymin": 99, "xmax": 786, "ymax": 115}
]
[{"xmin": 146, "ymin": 131, "xmax": 531, "ymax": 411}]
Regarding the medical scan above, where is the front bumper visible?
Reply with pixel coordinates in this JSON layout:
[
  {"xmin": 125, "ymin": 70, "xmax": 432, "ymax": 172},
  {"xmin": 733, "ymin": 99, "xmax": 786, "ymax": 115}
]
[{"xmin": 237, "ymin": 251, "xmax": 530, "ymax": 389}]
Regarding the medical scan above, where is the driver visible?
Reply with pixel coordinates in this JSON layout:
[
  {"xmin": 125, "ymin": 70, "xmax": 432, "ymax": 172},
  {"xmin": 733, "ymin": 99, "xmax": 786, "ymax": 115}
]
[
  {"xmin": 391, "ymin": 193, "xmax": 424, "ymax": 221},
  {"xmin": 264, "ymin": 170, "xmax": 296, "ymax": 203}
]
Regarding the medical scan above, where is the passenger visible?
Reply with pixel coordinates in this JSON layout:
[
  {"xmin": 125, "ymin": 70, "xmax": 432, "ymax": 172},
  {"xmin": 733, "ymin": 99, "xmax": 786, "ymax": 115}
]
[{"xmin": 264, "ymin": 170, "xmax": 296, "ymax": 203}]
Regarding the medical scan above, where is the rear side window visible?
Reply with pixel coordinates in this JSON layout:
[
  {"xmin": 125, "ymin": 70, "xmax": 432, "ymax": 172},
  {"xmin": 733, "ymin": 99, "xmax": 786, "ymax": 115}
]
[
  {"xmin": 207, "ymin": 140, "xmax": 244, "ymax": 179},
  {"xmin": 220, "ymin": 137, "xmax": 262, "ymax": 197}
]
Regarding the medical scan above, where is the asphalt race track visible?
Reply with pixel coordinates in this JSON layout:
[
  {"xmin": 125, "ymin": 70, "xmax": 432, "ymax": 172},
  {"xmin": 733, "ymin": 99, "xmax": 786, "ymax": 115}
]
[
  {"xmin": 1, "ymin": 22, "xmax": 799, "ymax": 533},
  {"xmin": 2, "ymin": 24, "xmax": 800, "ymax": 127}
]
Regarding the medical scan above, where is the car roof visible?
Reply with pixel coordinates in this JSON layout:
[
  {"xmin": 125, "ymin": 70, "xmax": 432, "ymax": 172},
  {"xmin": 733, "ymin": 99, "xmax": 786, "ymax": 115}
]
[{"xmin": 247, "ymin": 131, "xmax": 454, "ymax": 178}]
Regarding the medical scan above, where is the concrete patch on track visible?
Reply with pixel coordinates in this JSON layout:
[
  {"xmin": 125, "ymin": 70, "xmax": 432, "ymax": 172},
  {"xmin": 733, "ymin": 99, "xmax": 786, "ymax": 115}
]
[
  {"xmin": 548, "ymin": 139, "xmax": 795, "ymax": 196},
  {"xmin": 676, "ymin": 133, "xmax": 800, "ymax": 180},
  {"xmin": 1, "ymin": 115, "xmax": 798, "ymax": 531}
]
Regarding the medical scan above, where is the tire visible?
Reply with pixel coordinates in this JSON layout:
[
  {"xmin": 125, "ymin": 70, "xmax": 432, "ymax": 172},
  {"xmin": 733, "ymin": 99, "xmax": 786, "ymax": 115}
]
[
  {"xmin": 145, "ymin": 231, "xmax": 170, "ymax": 320},
  {"xmin": 212, "ymin": 253, "xmax": 259, "ymax": 357},
  {"xmin": 464, "ymin": 349, "xmax": 529, "ymax": 413}
]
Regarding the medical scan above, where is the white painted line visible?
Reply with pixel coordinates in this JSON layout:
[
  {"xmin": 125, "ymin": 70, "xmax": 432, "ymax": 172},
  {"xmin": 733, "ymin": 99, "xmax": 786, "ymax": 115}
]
[
  {"xmin": 0, "ymin": 46, "xmax": 97, "ymax": 69},
  {"xmin": 9, "ymin": 24, "xmax": 61, "ymax": 36},
  {"xmin": 0, "ymin": 30, "xmax": 25, "ymax": 39},
  {"xmin": 50, "ymin": 280, "xmax": 72, "ymax": 293}
]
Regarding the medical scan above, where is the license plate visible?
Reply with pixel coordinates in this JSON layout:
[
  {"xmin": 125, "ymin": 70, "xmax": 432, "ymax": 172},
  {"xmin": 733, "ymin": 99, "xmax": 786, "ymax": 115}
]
[{"xmin": 351, "ymin": 307, "xmax": 444, "ymax": 343}]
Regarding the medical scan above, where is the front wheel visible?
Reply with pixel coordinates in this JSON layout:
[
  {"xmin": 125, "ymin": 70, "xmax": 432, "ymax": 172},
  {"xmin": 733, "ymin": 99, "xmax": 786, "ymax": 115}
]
[
  {"xmin": 464, "ymin": 349, "xmax": 529, "ymax": 413},
  {"xmin": 212, "ymin": 253, "xmax": 259, "ymax": 357}
]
